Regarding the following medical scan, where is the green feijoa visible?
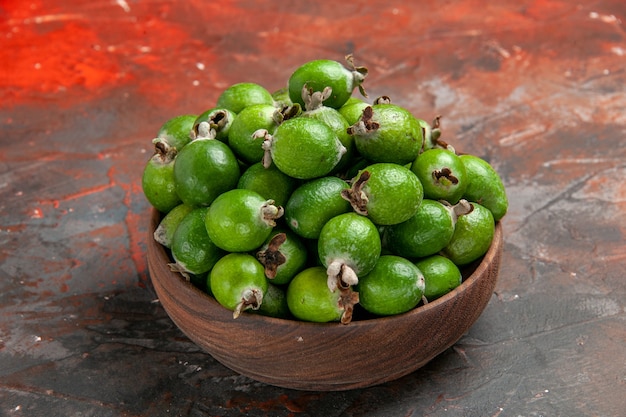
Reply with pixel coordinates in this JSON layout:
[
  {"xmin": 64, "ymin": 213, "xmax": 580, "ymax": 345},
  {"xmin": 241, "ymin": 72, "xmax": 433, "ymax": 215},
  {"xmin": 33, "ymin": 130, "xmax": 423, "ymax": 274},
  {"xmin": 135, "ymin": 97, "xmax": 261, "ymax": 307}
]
[
  {"xmin": 209, "ymin": 253, "xmax": 268, "ymax": 318},
  {"xmin": 257, "ymin": 117, "xmax": 346, "ymax": 179},
  {"xmin": 153, "ymin": 203, "xmax": 193, "ymax": 248},
  {"xmin": 237, "ymin": 162, "xmax": 297, "ymax": 207},
  {"xmin": 284, "ymin": 176, "xmax": 351, "ymax": 239},
  {"xmin": 459, "ymin": 154, "xmax": 508, "ymax": 221},
  {"xmin": 342, "ymin": 163, "xmax": 423, "ymax": 225},
  {"xmin": 318, "ymin": 212, "xmax": 381, "ymax": 292},
  {"xmin": 141, "ymin": 141, "xmax": 181, "ymax": 213},
  {"xmin": 411, "ymin": 148, "xmax": 468, "ymax": 204},
  {"xmin": 173, "ymin": 138, "xmax": 240, "ymax": 207},
  {"xmin": 169, "ymin": 207, "xmax": 225, "ymax": 277},
  {"xmin": 191, "ymin": 108, "xmax": 236, "ymax": 142},
  {"xmin": 356, "ymin": 255, "xmax": 425, "ymax": 316},
  {"xmin": 442, "ymin": 202, "xmax": 495, "ymax": 266},
  {"xmin": 256, "ymin": 229, "xmax": 308, "ymax": 285},
  {"xmin": 338, "ymin": 99, "xmax": 369, "ymax": 126},
  {"xmin": 348, "ymin": 104, "xmax": 423, "ymax": 165},
  {"xmin": 414, "ymin": 255, "xmax": 462, "ymax": 302},
  {"xmin": 288, "ymin": 55, "xmax": 368, "ymax": 109},
  {"xmin": 205, "ymin": 189, "xmax": 283, "ymax": 252},
  {"xmin": 228, "ymin": 103, "xmax": 281, "ymax": 164},
  {"xmin": 255, "ymin": 282, "xmax": 291, "ymax": 319},
  {"xmin": 216, "ymin": 82, "xmax": 274, "ymax": 114},
  {"xmin": 286, "ymin": 266, "xmax": 359, "ymax": 324},
  {"xmin": 300, "ymin": 86, "xmax": 355, "ymax": 173},
  {"xmin": 154, "ymin": 114, "xmax": 196, "ymax": 151},
  {"xmin": 271, "ymin": 87, "xmax": 293, "ymax": 108},
  {"xmin": 383, "ymin": 199, "xmax": 456, "ymax": 259}
]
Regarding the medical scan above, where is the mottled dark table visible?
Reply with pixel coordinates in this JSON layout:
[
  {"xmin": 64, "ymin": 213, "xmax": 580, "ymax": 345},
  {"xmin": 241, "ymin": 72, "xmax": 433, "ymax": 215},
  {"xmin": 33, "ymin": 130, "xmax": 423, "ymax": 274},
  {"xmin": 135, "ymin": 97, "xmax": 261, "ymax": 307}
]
[{"xmin": 1, "ymin": 1, "xmax": 625, "ymax": 416}]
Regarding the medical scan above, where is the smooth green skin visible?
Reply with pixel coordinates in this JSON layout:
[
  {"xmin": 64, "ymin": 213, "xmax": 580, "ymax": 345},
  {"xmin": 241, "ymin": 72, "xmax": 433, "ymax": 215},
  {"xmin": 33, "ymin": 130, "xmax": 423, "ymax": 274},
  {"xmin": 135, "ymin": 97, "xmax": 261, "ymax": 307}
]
[
  {"xmin": 286, "ymin": 266, "xmax": 344, "ymax": 322},
  {"xmin": 442, "ymin": 203, "xmax": 495, "ymax": 266},
  {"xmin": 318, "ymin": 212, "xmax": 381, "ymax": 276},
  {"xmin": 257, "ymin": 229, "xmax": 308, "ymax": 285},
  {"xmin": 270, "ymin": 117, "xmax": 345, "ymax": 179},
  {"xmin": 411, "ymin": 148, "xmax": 468, "ymax": 204},
  {"xmin": 142, "ymin": 153, "xmax": 181, "ymax": 213},
  {"xmin": 237, "ymin": 162, "xmax": 297, "ymax": 207},
  {"xmin": 173, "ymin": 138, "xmax": 240, "ymax": 207},
  {"xmin": 205, "ymin": 189, "xmax": 275, "ymax": 252},
  {"xmin": 216, "ymin": 82, "xmax": 274, "ymax": 114},
  {"xmin": 356, "ymin": 163, "xmax": 424, "ymax": 226},
  {"xmin": 228, "ymin": 104, "xmax": 279, "ymax": 164},
  {"xmin": 384, "ymin": 199, "xmax": 455, "ymax": 259},
  {"xmin": 357, "ymin": 255, "xmax": 425, "ymax": 316},
  {"xmin": 255, "ymin": 282, "xmax": 291, "ymax": 319},
  {"xmin": 171, "ymin": 207, "xmax": 225, "ymax": 275},
  {"xmin": 209, "ymin": 253, "xmax": 268, "ymax": 312},
  {"xmin": 288, "ymin": 59, "xmax": 355, "ymax": 109},
  {"xmin": 156, "ymin": 114, "xmax": 196, "ymax": 150},
  {"xmin": 353, "ymin": 104, "xmax": 423, "ymax": 165},
  {"xmin": 415, "ymin": 255, "xmax": 462, "ymax": 301},
  {"xmin": 285, "ymin": 176, "xmax": 351, "ymax": 239},
  {"xmin": 338, "ymin": 100, "xmax": 369, "ymax": 126},
  {"xmin": 153, "ymin": 203, "xmax": 193, "ymax": 248},
  {"xmin": 192, "ymin": 108, "xmax": 236, "ymax": 142},
  {"xmin": 301, "ymin": 106, "xmax": 354, "ymax": 173},
  {"xmin": 459, "ymin": 154, "xmax": 508, "ymax": 221}
]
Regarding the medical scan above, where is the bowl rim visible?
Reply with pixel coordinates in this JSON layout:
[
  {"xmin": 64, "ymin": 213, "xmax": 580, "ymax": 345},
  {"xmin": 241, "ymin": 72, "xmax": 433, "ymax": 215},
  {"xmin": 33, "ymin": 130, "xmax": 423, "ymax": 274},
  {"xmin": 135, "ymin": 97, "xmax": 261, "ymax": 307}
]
[{"xmin": 149, "ymin": 207, "xmax": 503, "ymax": 327}]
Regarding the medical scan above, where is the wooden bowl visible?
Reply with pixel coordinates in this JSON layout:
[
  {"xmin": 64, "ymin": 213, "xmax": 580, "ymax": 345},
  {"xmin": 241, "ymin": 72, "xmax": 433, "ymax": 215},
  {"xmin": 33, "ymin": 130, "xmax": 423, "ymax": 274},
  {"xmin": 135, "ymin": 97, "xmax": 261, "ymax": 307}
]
[{"xmin": 147, "ymin": 208, "xmax": 503, "ymax": 391}]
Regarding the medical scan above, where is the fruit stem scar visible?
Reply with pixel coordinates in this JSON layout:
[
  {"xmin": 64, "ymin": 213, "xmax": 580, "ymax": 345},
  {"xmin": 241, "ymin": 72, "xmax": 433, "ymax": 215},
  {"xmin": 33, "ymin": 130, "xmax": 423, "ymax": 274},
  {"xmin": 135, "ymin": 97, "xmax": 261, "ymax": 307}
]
[
  {"xmin": 442, "ymin": 199, "xmax": 474, "ymax": 224},
  {"xmin": 253, "ymin": 129, "xmax": 274, "ymax": 168},
  {"xmin": 260, "ymin": 200, "xmax": 284, "ymax": 226},
  {"xmin": 432, "ymin": 167, "xmax": 459, "ymax": 185},
  {"xmin": 233, "ymin": 288, "xmax": 264, "ymax": 319},
  {"xmin": 347, "ymin": 106, "xmax": 379, "ymax": 136},
  {"xmin": 196, "ymin": 121, "xmax": 218, "ymax": 140},
  {"xmin": 302, "ymin": 84, "xmax": 333, "ymax": 111},
  {"xmin": 374, "ymin": 95, "xmax": 391, "ymax": 104},
  {"xmin": 256, "ymin": 233, "xmax": 287, "ymax": 279},
  {"xmin": 345, "ymin": 53, "xmax": 369, "ymax": 98},
  {"xmin": 153, "ymin": 139, "xmax": 178, "ymax": 162},
  {"xmin": 273, "ymin": 104, "xmax": 301, "ymax": 124},
  {"xmin": 167, "ymin": 262, "xmax": 190, "ymax": 280},
  {"xmin": 326, "ymin": 260, "xmax": 359, "ymax": 292},
  {"xmin": 341, "ymin": 170, "xmax": 371, "ymax": 215}
]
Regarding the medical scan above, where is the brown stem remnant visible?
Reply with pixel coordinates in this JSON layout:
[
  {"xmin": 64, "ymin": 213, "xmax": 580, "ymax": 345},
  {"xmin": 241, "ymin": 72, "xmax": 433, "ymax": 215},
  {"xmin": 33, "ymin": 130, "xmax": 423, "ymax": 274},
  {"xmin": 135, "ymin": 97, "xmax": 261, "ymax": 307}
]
[
  {"xmin": 347, "ymin": 106, "xmax": 379, "ymax": 136},
  {"xmin": 256, "ymin": 233, "xmax": 287, "ymax": 279},
  {"xmin": 233, "ymin": 288, "xmax": 264, "ymax": 319},
  {"xmin": 338, "ymin": 287, "xmax": 360, "ymax": 325},
  {"xmin": 340, "ymin": 170, "xmax": 371, "ymax": 216}
]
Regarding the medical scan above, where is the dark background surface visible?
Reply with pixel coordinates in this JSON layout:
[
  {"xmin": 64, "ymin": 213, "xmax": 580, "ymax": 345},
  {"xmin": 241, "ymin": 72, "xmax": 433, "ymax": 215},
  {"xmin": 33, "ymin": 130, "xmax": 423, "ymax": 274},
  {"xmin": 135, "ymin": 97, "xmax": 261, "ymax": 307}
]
[{"xmin": 1, "ymin": 1, "xmax": 625, "ymax": 416}]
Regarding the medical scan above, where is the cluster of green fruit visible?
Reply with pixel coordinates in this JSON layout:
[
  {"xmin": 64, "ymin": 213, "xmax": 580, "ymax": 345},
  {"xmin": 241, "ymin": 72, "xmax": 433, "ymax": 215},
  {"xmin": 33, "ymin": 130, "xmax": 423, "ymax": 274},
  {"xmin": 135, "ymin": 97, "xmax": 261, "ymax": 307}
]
[{"xmin": 142, "ymin": 55, "xmax": 508, "ymax": 324}]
